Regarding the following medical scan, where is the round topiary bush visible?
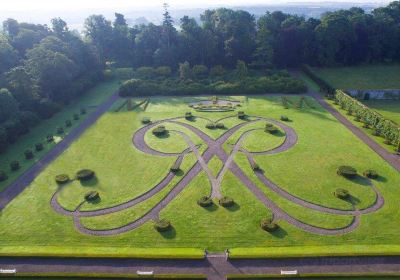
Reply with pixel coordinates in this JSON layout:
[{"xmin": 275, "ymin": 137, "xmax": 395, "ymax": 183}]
[
  {"xmin": 57, "ymin": 126, "xmax": 64, "ymax": 134},
  {"xmin": 197, "ymin": 196, "xmax": 213, "ymax": 207},
  {"xmin": 185, "ymin": 112, "xmax": 193, "ymax": 120},
  {"xmin": 73, "ymin": 113, "xmax": 80, "ymax": 120},
  {"xmin": 141, "ymin": 117, "xmax": 151, "ymax": 124},
  {"xmin": 206, "ymin": 122, "xmax": 216, "ymax": 129},
  {"xmin": 219, "ymin": 196, "xmax": 234, "ymax": 207},
  {"xmin": 154, "ymin": 219, "xmax": 171, "ymax": 232},
  {"xmin": 10, "ymin": 161, "xmax": 20, "ymax": 171},
  {"xmin": 35, "ymin": 143, "xmax": 44, "ymax": 151},
  {"xmin": 152, "ymin": 125, "xmax": 167, "ymax": 136},
  {"xmin": 371, "ymin": 130, "xmax": 380, "ymax": 136},
  {"xmin": 76, "ymin": 169, "xmax": 95, "ymax": 181},
  {"xmin": 260, "ymin": 218, "xmax": 279, "ymax": 232},
  {"xmin": 0, "ymin": 171, "xmax": 8, "ymax": 182},
  {"xmin": 216, "ymin": 122, "xmax": 225, "ymax": 129},
  {"xmin": 337, "ymin": 166, "xmax": 357, "ymax": 178},
  {"xmin": 363, "ymin": 169, "xmax": 378, "ymax": 179},
  {"xmin": 55, "ymin": 174, "xmax": 70, "ymax": 184},
  {"xmin": 280, "ymin": 115, "xmax": 289, "ymax": 122},
  {"xmin": 47, "ymin": 134, "xmax": 54, "ymax": 142},
  {"xmin": 334, "ymin": 188, "xmax": 350, "ymax": 199},
  {"xmin": 84, "ymin": 191, "xmax": 100, "ymax": 202},
  {"xmin": 238, "ymin": 111, "xmax": 245, "ymax": 119},
  {"xmin": 65, "ymin": 119, "xmax": 72, "ymax": 127},
  {"xmin": 24, "ymin": 149, "xmax": 34, "ymax": 160},
  {"xmin": 265, "ymin": 123, "xmax": 278, "ymax": 134},
  {"xmin": 80, "ymin": 108, "xmax": 87, "ymax": 115}
]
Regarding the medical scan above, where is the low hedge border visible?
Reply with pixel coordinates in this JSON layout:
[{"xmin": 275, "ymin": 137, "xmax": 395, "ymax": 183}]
[{"xmin": 12, "ymin": 272, "xmax": 207, "ymax": 279}]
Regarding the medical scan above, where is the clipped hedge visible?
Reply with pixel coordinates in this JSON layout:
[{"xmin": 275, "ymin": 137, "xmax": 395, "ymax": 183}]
[
  {"xmin": 302, "ymin": 64, "xmax": 335, "ymax": 95},
  {"xmin": 170, "ymin": 161, "xmax": 181, "ymax": 173},
  {"xmin": 197, "ymin": 196, "xmax": 213, "ymax": 207},
  {"xmin": 24, "ymin": 149, "xmax": 34, "ymax": 160},
  {"xmin": 238, "ymin": 111, "xmax": 246, "ymax": 119},
  {"xmin": 154, "ymin": 219, "xmax": 172, "ymax": 232},
  {"xmin": 0, "ymin": 171, "xmax": 8, "ymax": 182},
  {"xmin": 219, "ymin": 196, "xmax": 234, "ymax": 207},
  {"xmin": 260, "ymin": 218, "xmax": 279, "ymax": 232},
  {"xmin": 73, "ymin": 113, "xmax": 80, "ymax": 120},
  {"xmin": 216, "ymin": 123, "xmax": 225, "ymax": 129},
  {"xmin": 85, "ymin": 191, "xmax": 100, "ymax": 202},
  {"xmin": 46, "ymin": 134, "xmax": 54, "ymax": 142},
  {"xmin": 185, "ymin": 112, "xmax": 193, "ymax": 120},
  {"xmin": 35, "ymin": 142, "xmax": 44, "ymax": 151},
  {"xmin": 265, "ymin": 123, "xmax": 278, "ymax": 134},
  {"xmin": 337, "ymin": 165, "xmax": 357, "ymax": 178},
  {"xmin": 56, "ymin": 126, "xmax": 64, "ymax": 134},
  {"xmin": 76, "ymin": 169, "xmax": 95, "ymax": 181},
  {"xmin": 364, "ymin": 169, "xmax": 378, "ymax": 179},
  {"xmin": 206, "ymin": 122, "xmax": 216, "ymax": 129},
  {"xmin": 334, "ymin": 188, "xmax": 350, "ymax": 199},
  {"xmin": 280, "ymin": 115, "xmax": 289, "ymax": 122},
  {"xmin": 152, "ymin": 125, "xmax": 167, "ymax": 136},
  {"xmin": 10, "ymin": 161, "xmax": 20, "ymax": 171},
  {"xmin": 141, "ymin": 117, "xmax": 151, "ymax": 124},
  {"xmin": 55, "ymin": 174, "xmax": 70, "ymax": 184}
]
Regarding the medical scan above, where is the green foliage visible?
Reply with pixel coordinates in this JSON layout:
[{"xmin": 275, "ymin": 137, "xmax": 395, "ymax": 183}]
[
  {"xmin": 0, "ymin": 171, "xmax": 8, "ymax": 182},
  {"xmin": 235, "ymin": 60, "xmax": 248, "ymax": 79},
  {"xmin": 141, "ymin": 117, "xmax": 151, "ymax": 124},
  {"xmin": 265, "ymin": 123, "xmax": 278, "ymax": 134},
  {"xmin": 10, "ymin": 160, "xmax": 20, "ymax": 171},
  {"xmin": 154, "ymin": 66, "xmax": 172, "ymax": 77},
  {"xmin": 260, "ymin": 218, "xmax": 279, "ymax": 232},
  {"xmin": 65, "ymin": 119, "xmax": 72, "ymax": 127},
  {"xmin": 302, "ymin": 65, "xmax": 335, "ymax": 95},
  {"xmin": 24, "ymin": 149, "xmax": 34, "ymax": 159},
  {"xmin": 337, "ymin": 165, "xmax": 357, "ymax": 178},
  {"xmin": 102, "ymin": 69, "xmax": 114, "ymax": 81},
  {"xmin": 206, "ymin": 122, "xmax": 216, "ymax": 129},
  {"xmin": 192, "ymin": 65, "xmax": 208, "ymax": 79},
  {"xmin": 76, "ymin": 169, "xmax": 95, "ymax": 181},
  {"xmin": 197, "ymin": 196, "xmax": 213, "ymax": 207},
  {"xmin": 238, "ymin": 111, "xmax": 246, "ymax": 119},
  {"xmin": 219, "ymin": 196, "xmax": 234, "ymax": 207},
  {"xmin": 152, "ymin": 125, "xmax": 167, "ymax": 136},
  {"xmin": 55, "ymin": 174, "xmax": 70, "ymax": 184},
  {"xmin": 179, "ymin": 61, "xmax": 191, "ymax": 80},
  {"xmin": 334, "ymin": 188, "xmax": 350, "ymax": 199},
  {"xmin": 115, "ymin": 68, "xmax": 134, "ymax": 80},
  {"xmin": 185, "ymin": 112, "xmax": 193, "ymax": 120},
  {"xmin": 216, "ymin": 122, "xmax": 225, "ymax": 129},
  {"xmin": 35, "ymin": 142, "xmax": 44, "ymax": 151},
  {"xmin": 80, "ymin": 108, "xmax": 87, "ymax": 115},
  {"xmin": 280, "ymin": 115, "xmax": 289, "ymax": 121},
  {"xmin": 46, "ymin": 134, "xmax": 54, "ymax": 142},
  {"xmin": 56, "ymin": 126, "xmax": 64, "ymax": 134},
  {"xmin": 364, "ymin": 169, "xmax": 378, "ymax": 179},
  {"xmin": 84, "ymin": 191, "xmax": 100, "ymax": 202},
  {"xmin": 154, "ymin": 219, "xmax": 171, "ymax": 232},
  {"xmin": 73, "ymin": 113, "xmax": 80, "ymax": 120},
  {"xmin": 210, "ymin": 65, "xmax": 225, "ymax": 76},
  {"xmin": 136, "ymin": 67, "xmax": 154, "ymax": 79}
]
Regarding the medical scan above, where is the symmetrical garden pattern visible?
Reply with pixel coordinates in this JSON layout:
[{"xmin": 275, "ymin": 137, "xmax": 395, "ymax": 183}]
[{"xmin": 50, "ymin": 110, "xmax": 384, "ymax": 236}]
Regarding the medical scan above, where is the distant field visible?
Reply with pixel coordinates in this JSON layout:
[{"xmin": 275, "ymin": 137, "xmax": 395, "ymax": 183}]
[
  {"xmin": 312, "ymin": 65, "xmax": 400, "ymax": 90},
  {"xmin": 363, "ymin": 99, "xmax": 400, "ymax": 124}
]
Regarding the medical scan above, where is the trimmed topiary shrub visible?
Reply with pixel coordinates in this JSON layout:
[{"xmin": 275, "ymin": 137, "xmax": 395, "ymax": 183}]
[
  {"xmin": 152, "ymin": 125, "xmax": 167, "ymax": 136},
  {"xmin": 337, "ymin": 166, "xmax": 357, "ymax": 178},
  {"xmin": 170, "ymin": 161, "xmax": 181, "ymax": 173},
  {"xmin": 0, "ymin": 171, "xmax": 8, "ymax": 182},
  {"xmin": 80, "ymin": 108, "xmax": 87, "ymax": 115},
  {"xmin": 265, "ymin": 123, "xmax": 278, "ymax": 134},
  {"xmin": 47, "ymin": 134, "xmax": 54, "ymax": 142},
  {"xmin": 197, "ymin": 196, "xmax": 213, "ymax": 207},
  {"xmin": 260, "ymin": 218, "xmax": 279, "ymax": 232},
  {"xmin": 84, "ymin": 191, "xmax": 100, "ymax": 202},
  {"xmin": 56, "ymin": 126, "xmax": 64, "ymax": 134},
  {"xmin": 280, "ymin": 115, "xmax": 289, "ymax": 122},
  {"xmin": 250, "ymin": 160, "xmax": 260, "ymax": 171},
  {"xmin": 206, "ymin": 122, "xmax": 216, "ymax": 129},
  {"xmin": 364, "ymin": 169, "xmax": 378, "ymax": 179},
  {"xmin": 24, "ymin": 149, "xmax": 34, "ymax": 160},
  {"xmin": 35, "ymin": 143, "xmax": 44, "ymax": 151},
  {"xmin": 219, "ymin": 196, "xmax": 234, "ymax": 207},
  {"xmin": 73, "ymin": 113, "xmax": 80, "ymax": 120},
  {"xmin": 55, "ymin": 174, "xmax": 70, "ymax": 184},
  {"xmin": 185, "ymin": 112, "xmax": 193, "ymax": 120},
  {"xmin": 334, "ymin": 188, "xmax": 350, "ymax": 199},
  {"xmin": 154, "ymin": 219, "xmax": 171, "ymax": 232},
  {"xmin": 76, "ymin": 169, "xmax": 95, "ymax": 181},
  {"xmin": 10, "ymin": 161, "xmax": 20, "ymax": 171},
  {"xmin": 65, "ymin": 120, "xmax": 72, "ymax": 127},
  {"xmin": 238, "ymin": 111, "xmax": 245, "ymax": 119},
  {"xmin": 216, "ymin": 122, "xmax": 225, "ymax": 129},
  {"xmin": 141, "ymin": 117, "xmax": 151, "ymax": 124}
]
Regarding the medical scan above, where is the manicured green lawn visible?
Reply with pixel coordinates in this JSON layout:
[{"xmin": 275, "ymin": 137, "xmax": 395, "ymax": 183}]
[
  {"xmin": 0, "ymin": 94, "xmax": 399, "ymax": 256},
  {"xmin": 312, "ymin": 64, "xmax": 400, "ymax": 90},
  {"xmin": 0, "ymin": 81, "xmax": 120, "ymax": 192},
  {"xmin": 362, "ymin": 99, "xmax": 400, "ymax": 124}
]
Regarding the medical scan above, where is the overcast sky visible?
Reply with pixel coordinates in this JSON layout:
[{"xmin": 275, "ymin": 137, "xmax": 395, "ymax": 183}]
[{"xmin": 1, "ymin": 0, "xmax": 392, "ymax": 11}]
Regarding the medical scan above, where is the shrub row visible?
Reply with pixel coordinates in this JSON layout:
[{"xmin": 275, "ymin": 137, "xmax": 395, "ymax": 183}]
[{"xmin": 301, "ymin": 64, "xmax": 335, "ymax": 95}]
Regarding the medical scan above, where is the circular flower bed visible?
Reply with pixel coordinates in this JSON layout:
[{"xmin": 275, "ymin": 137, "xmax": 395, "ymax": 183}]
[
  {"xmin": 152, "ymin": 125, "xmax": 167, "ymax": 136},
  {"xmin": 337, "ymin": 166, "xmax": 357, "ymax": 178},
  {"xmin": 76, "ymin": 169, "xmax": 95, "ymax": 181},
  {"xmin": 84, "ymin": 191, "xmax": 100, "ymax": 202},
  {"xmin": 197, "ymin": 196, "xmax": 213, "ymax": 207},
  {"xmin": 363, "ymin": 169, "xmax": 378, "ymax": 179},
  {"xmin": 219, "ymin": 196, "xmax": 234, "ymax": 207},
  {"xmin": 154, "ymin": 219, "xmax": 171, "ymax": 232},
  {"xmin": 55, "ymin": 174, "xmax": 70, "ymax": 184},
  {"xmin": 260, "ymin": 218, "xmax": 279, "ymax": 232},
  {"xmin": 334, "ymin": 188, "xmax": 350, "ymax": 199}
]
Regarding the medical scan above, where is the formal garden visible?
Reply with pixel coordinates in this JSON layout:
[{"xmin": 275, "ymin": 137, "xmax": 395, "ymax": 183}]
[{"xmin": 0, "ymin": 91, "xmax": 399, "ymax": 257}]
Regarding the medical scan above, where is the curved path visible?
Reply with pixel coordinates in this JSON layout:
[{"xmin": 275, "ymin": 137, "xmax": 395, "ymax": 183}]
[{"xmin": 52, "ymin": 114, "xmax": 384, "ymax": 236}]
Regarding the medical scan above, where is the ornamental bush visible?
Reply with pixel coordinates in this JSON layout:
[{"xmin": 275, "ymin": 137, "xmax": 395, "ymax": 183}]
[
  {"xmin": 24, "ymin": 149, "xmax": 34, "ymax": 160},
  {"xmin": 154, "ymin": 219, "xmax": 171, "ymax": 232},
  {"xmin": 65, "ymin": 119, "xmax": 72, "ymax": 127},
  {"xmin": 141, "ymin": 117, "xmax": 151, "ymax": 124},
  {"xmin": 206, "ymin": 122, "xmax": 216, "ymax": 129},
  {"xmin": 56, "ymin": 126, "xmax": 64, "ymax": 134},
  {"xmin": 265, "ymin": 123, "xmax": 278, "ymax": 134},
  {"xmin": 0, "ymin": 171, "xmax": 8, "ymax": 182},
  {"xmin": 216, "ymin": 122, "xmax": 225, "ymax": 129},
  {"xmin": 55, "ymin": 174, "xmax": 70, "ymax": 184},
  {"xmin": 152, "ymin": 125, "xmax": 167, "ymax": 136},
  {"xmin": 10, "ymin": 161, "xmax": 20, "ymax": 171},
  {"xmin": 337, "ymin": 166, "xmax": 357, "ymax": 178},
  {"xmin": 73, "ymin": 113, "xmax": 80, "ymax": 120},
  {"xmin": 197, "ymin": 196, "xmax": 213, "ymax": 207},
  {"xmin": 260, "ymin": 218, "xmax": 279, "ymax": 232},
  {"xmin": 80, "ymin": 108, "xmax": 87, "ymax": 115},
  {"xmin": 185, "ymin": 112, "xmax": 193, "ymax": 120},
  {"xmin": 84, "ymin": 191, "xmax": 100, "ymax": 202},
  {"xmin": 238, "ymin": 111, "xmax": 245, "ymax": 119},
  {"xmin": 76, "ymin": 169, "xmax": 95, "ymax": 181},
  {"xmin": 219, "ymin": 196, "xmax": 234, "ymax": 207},
  {"xmin": 170, "ymin": 161, "xmax": 181, "ymax": 173},
  {"xmin": 364, "ymin": 169, "xmax": 378, "ymax": 179},
  {"xmin": 47, "ymin": 134, "xmax": 54, "ymax": 142},
  {"xmin": 280, "ymin": 115, "xmax": 289, "ymax": 122},
  {"xmin": 334, "ymin": 188, "xmax": 350, "ymax": 199},
  {"xmin": 35, "ymin": 143, "xmax": 44, "ymax": 151}
]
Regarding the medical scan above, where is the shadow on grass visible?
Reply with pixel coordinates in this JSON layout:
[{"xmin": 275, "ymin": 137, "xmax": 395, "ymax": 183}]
[
  {"xmin": 80, "ymin": 177, "xmax": 99, "ymax": 187},
  {"xmin": 375, "ymin": 175, "xmax": 388, "ymax": 183},
  {"xmin": 352, "ymin": 175, "xmax": 372, "ymax": 186},
  {"xmin": 347, "ymin": 194, "xmax": 360, "ymax": 206},
  {"xmin": 225, "ymin": 202, "xmax": 240, "ymax": 212},
  {"xmin": 203, "ymin": 203, "xmax": 218, "ymax": 212},
  {"xmin": 159, "ymin": 226, "xmax": 176, "ymax": 239},
  {"xmin": 154, "ymin": 132, "xmax": 170, "ymax": 139},
  {"xmin": 270, "ymin": 226, "xmax": 288, "ymax": 238},
  {"xmin": 173, "ymin": 169, "xmax": 185, "ymax": 177}
]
